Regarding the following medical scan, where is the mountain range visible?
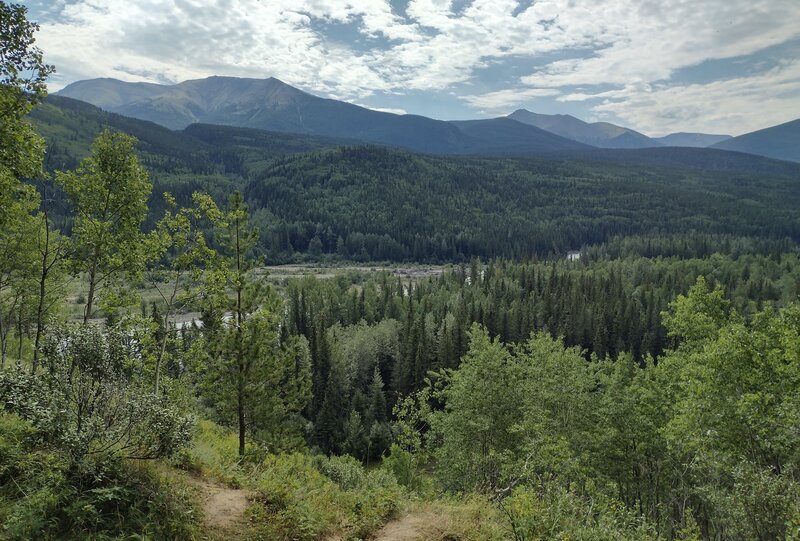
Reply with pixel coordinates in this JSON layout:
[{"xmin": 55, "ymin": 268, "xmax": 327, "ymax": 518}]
[
  {"xmin": 56, "ymin": 77, "xmax": 586, "ymax": 155},
  {"xmin": 56, "ymin": 76, "xmax": 800, "ymax": 162}
]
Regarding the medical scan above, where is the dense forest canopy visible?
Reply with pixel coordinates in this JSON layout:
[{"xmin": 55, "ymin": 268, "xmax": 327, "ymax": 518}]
[{"xmin": 1, "ymin": 4, "xmax": 799, "ymax": 540}]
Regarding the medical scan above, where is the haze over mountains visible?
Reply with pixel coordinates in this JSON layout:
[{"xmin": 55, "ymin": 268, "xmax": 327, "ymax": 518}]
[
  {"xmin": 56, "ymin": 76, "xmax": 586, "ymax": 155},
  {"xmin": 57, "ymin": 76, "xmax": 800, "ymax": 162},
  {"xmin": 507, "ymin": 109, "xmax": 660, "ymax": 149}
]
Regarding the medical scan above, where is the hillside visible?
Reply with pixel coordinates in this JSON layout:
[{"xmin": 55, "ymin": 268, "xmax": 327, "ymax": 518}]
[
  {"xmin": 30, "ymin": 95, "xmax": 347, "ymax": 174},
  {"xmin": 448, "ymin": 117, "xmax": 591, "ymax": 153},
  {"xmin": 711, "ymin": 118, "xmax": 800, "ymax": 162},
  {"xmin": 57, "ymin": 76, "xmax": 589, "ymax": 155},
  {"xmin": 550, "ymin": 146, "xmax": 800, "ymax": 176},
  {"xmin": 245, "ymin": 146, "xmax": 800, "ymax": 261},
  {"xmin": 28, "ymin": 95, "xmax": 800, "ymax": 263}
]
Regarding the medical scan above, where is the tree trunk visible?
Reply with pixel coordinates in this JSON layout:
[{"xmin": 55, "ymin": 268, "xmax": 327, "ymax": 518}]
[
  {"xmin": 84, "ymin": 266, "xmax": 96, "ymax": 325},
  {"xmin": 0, "ymin": 317, "xmax": 6, "ymax": 369},
  {"xmin": 235, "ymin": 213, "xmax": 246, "ymax": 457},
  {"xmin": 154, "ymin": 319, "xmax": 168, "ymax": 395},
  {"xmin": 238, "ymin": 378, "xmax": 246, "ymax": 456},
  {"xmin": 33, "ymin": 211, "xmax": 51, "ymax": 372},
  {"xmin": 17, "ymin": 305, "xmax": 24, "ymax": 364},
  {"xmin": 84, "ymin": 243, "xmax": 102, "ymax": 325}
]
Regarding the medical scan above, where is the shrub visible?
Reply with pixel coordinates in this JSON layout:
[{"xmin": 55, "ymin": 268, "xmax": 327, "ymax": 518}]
[
  {"xmin": 248, "ymin": 453, "xmax": 341, "ymax": 541},
  {"xmin": 0, "ymin": 414, "xmax": 198, "ymax": 540},
  {"xmin": 247, "ymin": 452, "xmax": 402, "ymax": 541},
  {"xmin": 498, "ymin": 484, "xmax": 656, "ymax": 541},
  {"xmin": 382, "ymin": 443, "xmax": 419, "ymax": 489},
  {"xmin": 0, "ymin": 325, "xmax": 194, "ymax": 461},
  {"xmin": 314, "ymin": 454, "xmax": 366, "ymax": 490}
]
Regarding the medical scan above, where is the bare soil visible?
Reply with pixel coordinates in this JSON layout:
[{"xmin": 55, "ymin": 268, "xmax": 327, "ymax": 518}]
[
  {"xmin": 188, "ymin": 477, "xmax": 250, "ymax": 538},
  {"xmin": 370, "ymin": 511, "xmax": 441, "ymax": 541}
]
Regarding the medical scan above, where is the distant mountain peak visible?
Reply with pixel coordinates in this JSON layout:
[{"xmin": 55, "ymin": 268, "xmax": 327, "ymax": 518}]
[
  {"xmin": 56, "ymin": 76, "xmax": 588, "ymax": 155},
  {"xmin": 508, "ymin": 109, "xmax": 659, "ymax": 149}
]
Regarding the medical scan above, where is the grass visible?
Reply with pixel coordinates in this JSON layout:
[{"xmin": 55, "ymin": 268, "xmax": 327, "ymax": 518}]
[{"xmin": 169, "ymin": 419, "xmax": 407, "ymax": 541}]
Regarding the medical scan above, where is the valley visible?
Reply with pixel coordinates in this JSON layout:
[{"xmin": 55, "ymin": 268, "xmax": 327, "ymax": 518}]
[{"xmin": 2, "ymin": 3, "xmax": 800, "ymax": 541}]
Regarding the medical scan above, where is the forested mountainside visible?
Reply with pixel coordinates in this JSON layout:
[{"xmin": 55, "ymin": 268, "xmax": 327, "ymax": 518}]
[
  {"xmin": 29, "ymin": 95, "xmax": 800, "ymax": 264},
  {"xmin": 242, "ymin": 147, "xmax": 800, "ymax": 262}
]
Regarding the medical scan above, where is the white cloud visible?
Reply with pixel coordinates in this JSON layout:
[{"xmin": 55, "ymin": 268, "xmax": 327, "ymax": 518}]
[
  {"xmin": 519, "ymin": 0, "xmax": 800, "ymax": 89},
  {"xmin": 461, "ymin": 87, "xmax": 561, "ymax": 113},
  {"xmin": 358, "ymin": 105, "xmax": 409, "ymax": 115},
  {"xmin": 587, "ymin": 60, "xmax": 800, "ymax": 136},
  {"xmin": 32, "ymin": 0, "xmax": 800, "ymax": 132}
]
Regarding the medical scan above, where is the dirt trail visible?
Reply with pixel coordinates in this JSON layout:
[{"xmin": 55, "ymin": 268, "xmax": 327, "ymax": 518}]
[
  {"xmin": 370, "ymin": 511, "xmax": 440, "ymax": 541},
  {"xmin": 188, "ymin": 478, "xmax": 250, "ymax": 535}
]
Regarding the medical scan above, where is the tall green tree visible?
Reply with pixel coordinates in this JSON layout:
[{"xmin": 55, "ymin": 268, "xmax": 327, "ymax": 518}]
[
  {"xmin": 199, "ymin": 192, "xmax": 310, "ymax": 456},
  {"xmin": 660, "ymin": 279, "xmax": 800, "ymax": 539},
  {"xmin": 430, "ymin": 325, "xmax": 526, "ymax": 492},
  {"xmin": 31, "ymin": 180, "xmax": 70, "ymax": 370},
  {"xmin": 0, "ymin": 1, "xmax": 53, "ymax": 365},
  {"xmin": 0, "ymin": 1, "xmax": 53, "ymax": 219},
  {"xmin": 57, "ymin": 131, "xmax": 152, "ymax": 323}
]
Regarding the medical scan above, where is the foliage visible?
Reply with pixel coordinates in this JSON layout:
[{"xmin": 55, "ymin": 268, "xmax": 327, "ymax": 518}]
[
  {"xmin": 246, "ymin": 452, "xmax": 402, "ymax": 541},
  {"xmin": 430, "ymin": 325, "xmax": 525, "ymax": 492},
  {"xmin": 499, "ymin": 484, "xmax": 657, "ymax": 541},
  {"xmin": 422, "ymin": 279, "xmax": 800, "ymax": 540},
  {"xmin": 57, "ymin": 130, "xmax": 152, "ymax": 322},
  {"xmin": 0, "ymin": 0, "xmax": 52, "ymax": 183},
  {"xmin": 0, "ymin": 413, "xmax": 198, "ymax": 540},
  {"xmin": 197, "ymin": 192, "xmax": 311, "ymax": 456},
  {"xmin": 382, "ymin": 443, "xmax": 420, "ymax": 489},
  {"xmin": 144, "ymin": 192, "xmax": 217, "ymax": 394},
  {"xmin": 1, "ymin": 324, "xmax": 193, "ymax": 461}
]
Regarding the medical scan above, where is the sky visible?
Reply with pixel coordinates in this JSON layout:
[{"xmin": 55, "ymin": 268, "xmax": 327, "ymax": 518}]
[{"xmin": 23, "ymin": 0, "xmax": 800, "ymax": 136}]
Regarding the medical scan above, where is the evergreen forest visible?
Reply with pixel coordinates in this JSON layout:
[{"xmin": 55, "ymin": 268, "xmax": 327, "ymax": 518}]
[{"xmin": 1, "ymin": 4, "xmax": 799, "ymax": 540}]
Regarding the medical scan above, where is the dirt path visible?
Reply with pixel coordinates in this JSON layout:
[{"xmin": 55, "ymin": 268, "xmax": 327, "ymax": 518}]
[
  {"xmin": 370, "ymin": 511, "xmax": 440, "ymax": 541},
  {"xmin": 188, "ymin": 478, "xmax": 250, "ymax": 537}
]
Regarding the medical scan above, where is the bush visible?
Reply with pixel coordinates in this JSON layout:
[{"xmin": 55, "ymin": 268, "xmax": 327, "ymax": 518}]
[
  {"xmin": 248, "ymin": 453, "xmax": 341, "ymax": 541},
  {"xmin": 247, "ymin": 452, "xmax": 402, "ymax": 541},
  {"xmin": 499, "ymin": 484, "xmax": 656, "ymax": 541},
  {"xmin": 314, "ymin": 454, "xmax": 366, "ymax": 490},
  {"xmin": 0, "ymin": 414, "xmax": 198, "ymax": 540},
  {"xmin": 0, "ymin": 325, "xmax": 194, "ymax": 461},
  {"xmin": 382, "ymin": 443, "xmax": 419, "ymax": 489}
]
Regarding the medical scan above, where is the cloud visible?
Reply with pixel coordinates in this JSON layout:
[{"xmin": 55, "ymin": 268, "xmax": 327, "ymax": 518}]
[
  {"xmin": 585, "ymin": 60, "xmax": 800, "ymax": 136},
  {"xmin": 30, "ymin": 0, "xmax": 800, "ymax": 132},
  {"xmin": 359, "ymin": 105, "xmax": 409, "ymax": 115},
  {"xmin": 519, "ymin": 0, "xmax": 800, "ymax": 89},
  {"xmin": 461, "ymin": 87, "xmax": 561, "ymax": 114}
]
